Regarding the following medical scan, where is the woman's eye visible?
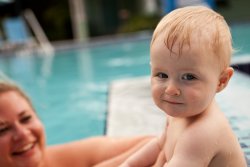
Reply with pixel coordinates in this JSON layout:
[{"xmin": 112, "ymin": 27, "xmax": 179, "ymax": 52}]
[
  {"xmin": 0, "ymin": 127, "xmax": 9, "ymax": 136},
  {"xmin": 182, "ymin": 74, "xmax": 196, "ymax": 80},
  {"xmin": 20, "ymin": 115, "xmax": 32, "ymax": 124},
  {"xmin": 156, "ymin": 73, "xmax": 168, "ymax": 79}
]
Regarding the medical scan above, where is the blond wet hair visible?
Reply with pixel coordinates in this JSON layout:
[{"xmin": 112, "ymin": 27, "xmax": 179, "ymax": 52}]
[{"xmin": 151, "ymin": 6, "xmax": 233, "ymax": 70}]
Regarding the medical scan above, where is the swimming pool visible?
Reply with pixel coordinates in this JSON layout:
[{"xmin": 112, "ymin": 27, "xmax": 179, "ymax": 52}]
[
  {"xmin": 0, "ymin": 23, "xmax": 249, "ymax": 145},
  {"xmin": 0, "ymin": 36, "xmax": 152, "ymax": 145}
]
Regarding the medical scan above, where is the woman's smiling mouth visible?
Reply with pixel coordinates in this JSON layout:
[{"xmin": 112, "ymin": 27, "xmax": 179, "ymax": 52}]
[{"xmin": 12, "ymin": 142, "xmax": 36, "ymax": 156}]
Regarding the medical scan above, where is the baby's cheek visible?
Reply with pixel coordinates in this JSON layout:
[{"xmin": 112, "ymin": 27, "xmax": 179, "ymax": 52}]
[
  {"xmin": 151, "ymin": 85, "xmax": 162, "ymax": 97},
  {"xmin": 185, "ymin": 89, "xmax": 203, "ymax": 104},
  {"xmin": 151, "ymin": 87, "xmax": 160, "ymax": 103},
  {"xmin": 151, "ymin": 90, "xmax": 157, "ymax": 102},
  {"xmin": 187, "ymin": 89, "xmax": 211, "ymax": 110}
]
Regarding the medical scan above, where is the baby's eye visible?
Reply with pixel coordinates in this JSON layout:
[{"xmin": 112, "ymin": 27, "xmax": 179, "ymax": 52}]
[
  {"xmin": 156, "ymin": 72, "xmax": 168, "ymax": 79},
  {"xmin": 182, "ymin": 74, "xmax": 197, "ymax": 80},
  {"xmin": 20, "ymin": 115, "xmax": 32, "ymax": 124}
]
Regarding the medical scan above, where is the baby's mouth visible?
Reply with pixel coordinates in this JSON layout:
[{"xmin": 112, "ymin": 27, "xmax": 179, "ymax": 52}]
[
  {"xmin": 12, "ymin": 143, "xmax": 35, "ymax": 156},
  {"xmin": 162, "ymin": 99, "xmax": 183, "ymax": 105},
  {"xmin": 166, "ymin": 100, "xmax": 182, "ymax": 104}
]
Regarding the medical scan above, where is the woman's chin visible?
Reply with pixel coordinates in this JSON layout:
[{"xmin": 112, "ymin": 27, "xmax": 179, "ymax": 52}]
[{"xmin": 12, "ymin": 142, "xmax": 43, "ymax": 167}]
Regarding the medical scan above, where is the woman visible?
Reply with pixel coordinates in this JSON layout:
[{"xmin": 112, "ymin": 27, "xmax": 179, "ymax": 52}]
[{"xmin": 0, "ymin": 81, "xmax": 152, "ymax": 167}]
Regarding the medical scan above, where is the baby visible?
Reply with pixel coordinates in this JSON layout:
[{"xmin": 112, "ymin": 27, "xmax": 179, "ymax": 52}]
[{"xmin": 120, "ymin": 6, "xmax": 247, "ymax": 167}]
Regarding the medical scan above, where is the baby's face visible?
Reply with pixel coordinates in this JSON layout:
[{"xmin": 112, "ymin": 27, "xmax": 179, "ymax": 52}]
[{"xmin": 150, "ymin": 36, "xmax": 222, "ymax": 118}]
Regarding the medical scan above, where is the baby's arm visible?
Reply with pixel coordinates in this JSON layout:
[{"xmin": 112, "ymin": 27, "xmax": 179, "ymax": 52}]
[
  {"xmin": 119, "ymin": 137, "xmax": 161, "ymax": 167},
  {"xmin": 166, "ymin": 130, "xmax": 216, "ymax": 167}
]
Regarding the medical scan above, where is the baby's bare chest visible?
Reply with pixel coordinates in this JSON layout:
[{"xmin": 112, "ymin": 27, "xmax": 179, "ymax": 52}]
[{"xmin": 164, "ymin": 125, "xmax": 185, "ymax": 161}]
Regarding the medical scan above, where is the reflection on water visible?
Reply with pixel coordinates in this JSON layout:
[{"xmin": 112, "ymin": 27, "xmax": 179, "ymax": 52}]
[{"xmin": 0, "ymin": 39, "xmax": 151, "ymax": 145}]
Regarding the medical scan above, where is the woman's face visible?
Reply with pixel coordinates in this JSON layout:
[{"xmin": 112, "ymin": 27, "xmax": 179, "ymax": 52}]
[{"xmin": 0, "ymin": 91, "xmax": 46, "ymax": 167}]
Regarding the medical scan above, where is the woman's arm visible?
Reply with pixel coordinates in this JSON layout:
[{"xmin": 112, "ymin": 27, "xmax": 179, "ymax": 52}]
[
  {"xmin": 90, "ymin": 136, "xmax": 154, "ymax": 166},
  {"xmin": 119, "ymin": 137, "xmax": 161, "ymax": 167},
  {"xmin": 94, "ymin": 137, "xmax": 152, "ymax": 167},
  {"xmin": 47, "ymin": 136, "xmax": 153, "ymax": 167}
]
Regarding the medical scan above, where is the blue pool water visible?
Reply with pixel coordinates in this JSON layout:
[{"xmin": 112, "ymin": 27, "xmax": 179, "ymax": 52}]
[
  {"xmin": 0, "ymin": 38, "xmax": 151, "ymax": 145},
  {"xmin": 0, "ymin": 23, "xmax": 249, "ymax": 145},
  {"xmin": 231, "ymin": 23, "xmax": 250, "ymax": 55}
]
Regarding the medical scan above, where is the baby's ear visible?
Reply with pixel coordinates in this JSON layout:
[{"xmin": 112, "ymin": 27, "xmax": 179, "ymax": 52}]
[{"xmin": 216, "ymin": 67, "xmax": 234, "ymax": 93}]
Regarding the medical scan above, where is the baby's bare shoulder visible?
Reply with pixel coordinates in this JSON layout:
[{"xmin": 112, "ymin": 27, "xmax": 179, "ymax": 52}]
[
  {"xmin": 188, "ymin": 110, "xmax": 230, "ymax": 137},
  {"xmin": 176, "ymin": 116, "xmax": 227, "ymax": 153},
  {"xmin": 180, "ymin": 121, "xmax": 218, "ymax": 147},
  {"xmin": 167, "ymin": 122, "xmax": 217, "ymax": 166},
  {"xmin": 169, "ymin": 112, "xmax": 246, "ymax": 166}
]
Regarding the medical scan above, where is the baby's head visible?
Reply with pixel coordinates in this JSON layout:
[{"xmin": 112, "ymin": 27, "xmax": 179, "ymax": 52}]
[
  {"xmin": 150, "ymin": 6, "xmax": 234, "ymax": 118},
  {"xmin": 151, "ymin": 6, "xmax": 232, "ymax": 71}
]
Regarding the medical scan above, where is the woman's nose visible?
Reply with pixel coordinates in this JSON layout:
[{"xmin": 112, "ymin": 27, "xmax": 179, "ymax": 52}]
[
  {"xmin": 165, "ymin": 81, "xmax": 181, "ymax": 96},
  {"xmin": 12, "ymin": 124, "xmax": 30, "ymax": 141}
]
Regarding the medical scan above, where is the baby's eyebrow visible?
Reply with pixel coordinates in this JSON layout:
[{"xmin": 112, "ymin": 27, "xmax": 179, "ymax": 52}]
[{"xmin": 151, "ymin": 67, "xmax": 164, "ymax": 71}]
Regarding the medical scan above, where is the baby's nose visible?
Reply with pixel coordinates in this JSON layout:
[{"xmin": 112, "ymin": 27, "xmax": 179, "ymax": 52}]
[{"xmin": 165, "ymin": 82, "xmax": 181, "ymax": 96}]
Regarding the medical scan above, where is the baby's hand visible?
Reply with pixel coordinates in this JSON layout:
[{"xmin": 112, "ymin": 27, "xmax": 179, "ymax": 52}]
[{"xmin": 152, "ymin": 150, "xmax": 166, "ymax": 167}]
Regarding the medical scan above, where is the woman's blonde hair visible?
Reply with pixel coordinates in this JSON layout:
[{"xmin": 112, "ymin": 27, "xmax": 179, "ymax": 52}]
[
  {"xmin": 0, "ymin": 81, "xmax": 34, "ymax": 111},
  {"xmin": 151, "ymin": 6, "xmax": 233, "ymax": 69}
]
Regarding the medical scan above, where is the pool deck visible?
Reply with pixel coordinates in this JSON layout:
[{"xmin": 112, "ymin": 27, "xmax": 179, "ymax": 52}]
[{"xmin": 106, "ymin": 70, "xmax": 250, "ymax": 165}]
